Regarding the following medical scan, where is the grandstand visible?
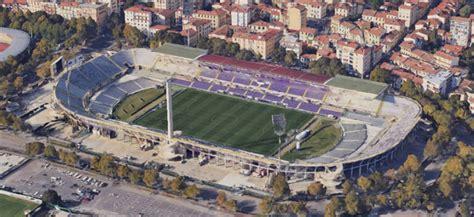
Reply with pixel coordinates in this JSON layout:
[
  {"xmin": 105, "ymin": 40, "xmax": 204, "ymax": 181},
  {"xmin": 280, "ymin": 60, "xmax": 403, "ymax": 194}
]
[{"xmin": 53, "ymin": 44, "xmax": 421, "ymax": 185}]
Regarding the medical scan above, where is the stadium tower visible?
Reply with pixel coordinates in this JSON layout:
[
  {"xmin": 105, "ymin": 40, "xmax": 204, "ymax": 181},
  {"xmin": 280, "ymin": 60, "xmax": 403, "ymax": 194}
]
[{"xmin": 166, "ymin": 80, "xmax": 173, "ymax": 142}]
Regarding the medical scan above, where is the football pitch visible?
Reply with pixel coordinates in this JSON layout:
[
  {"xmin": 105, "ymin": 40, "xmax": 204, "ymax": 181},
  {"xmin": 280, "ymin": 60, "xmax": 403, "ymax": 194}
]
[
  {"xmin": 134, "ymin": 89, "xmax": 314, "ymax": 155},
  {"xmin": 0, "ymin": 194, "xmax": 39, "ymax": 217}
]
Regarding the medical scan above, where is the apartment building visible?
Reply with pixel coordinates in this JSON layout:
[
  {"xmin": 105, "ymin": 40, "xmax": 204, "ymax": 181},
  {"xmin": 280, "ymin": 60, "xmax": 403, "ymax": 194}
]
[
  {"xmin": 25, "ymin": 0, "xmax": 108, "ymax": 27},
  {"xmin": 231, "ymin": 29, "xmax": 282, "ymax": 59},
  {"xmin": 287, "ymin": 4, "xmax": 307, "ymax": 31},
  {"xmin": 154, "ymin": 0, "xmax": 181, "ymax": 10},
  {"xmin": 296, "ymin": 0, "xmax": 327, "ymax": 20},
  {"xmin": 299, "ymin": 27, "xmax": 317, "ymax": 44},
  {"xmin": 336, "ymin": 40, "xmax": 380, "ymax": 77},
  {"xmin": 398, "ymin": 3, "xmax": 418, "ymax": 27},
  {"xmin": 231, "ymin": 5, "xmax": 251, "ymax": 27},
  {"xmin": 125, "ymin": 5, "xmax": 174, "ymax": 36},
  {"xmin": 183, "ymin": 18, "xmax": 212, "ymax": 40},
  {"xmin": 434, "ymin": 50, "xmax": 460, "ymax": 69},
  {"xmin": 422, "ymin": 70, "xmax": 454, "ymax": 95},
  {"xmin": 192, "ymin": 9, "xmax": 227, "ymax": 30},
  {"xmin": 449, "ymin": 16, "xmax": 471, "ymax": 47},
  {"xmin": 57, "ymin": 2, "xmax": 108, "ymax": 27}
]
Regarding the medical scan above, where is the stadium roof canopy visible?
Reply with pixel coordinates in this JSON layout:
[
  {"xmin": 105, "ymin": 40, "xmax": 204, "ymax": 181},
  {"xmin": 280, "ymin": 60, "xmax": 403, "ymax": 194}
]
[
  {"xmin": 0, "ymin": 27, "xmax": 30, "ymax": 61},
  {"xmin": 199, "ymin": 54, "xmax": 330, "ymax": 84},
  {"xmin": 153, "ymin": 43, "xmax": 207, "ymax": 60},
  {"xmin": 325, "ymin": 75, "xmax": 388, "ymax": 95}
]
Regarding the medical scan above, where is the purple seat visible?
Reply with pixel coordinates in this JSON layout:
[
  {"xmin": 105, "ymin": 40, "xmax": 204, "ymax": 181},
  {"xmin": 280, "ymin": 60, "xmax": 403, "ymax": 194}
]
[
  {"xmin": 217, "ymin": 71, "xmax": 234, "ymax": 82},
  {"xmin": 172, "ymin": 79, "xmax": 191, "ymax": 87},
  {"xmin": 233, "ymin": 76, "xmax": 251, "ymax": 85},
  {"xmin": 288, "ymin": 87, "xmax": 306, "ymax": 96},
  {"xmin": 201, "ymin": 70, "xmax": 218, "ymax": 79},
  {"xmin": 228, "ymin": 87, "xmax": 246, "ymax": 96},
  {"xmin": 305, "ymin": 90, "xmax": 326, "ymax": 100},
  {"xmin": 299, "ymin": 102, "xmax": 320, "ymax": 113},
  {"xmin": 246, "ymin": 91, "xmax": 264, "ymax": 99},
  {"xmin": 264, "ymin": 94, "xmax": 283, "ymax": 103},
  {"xmin": 269, "ymin": 82, "xmax": 288, "ymax": 93},
  {"xmin": 191, "ymin": 80, "xmax": 211, "ymax": 90},
  {"xmin": 210, "ymin": 84, "xmax": 226, "ymax": 92},
  {"xmin": 283, "ymin": 98, "xmax": 300, "ymax": 108},
  {"xmin": 319, "ymin": 109, "xmax": 342, "ymax": 117}
]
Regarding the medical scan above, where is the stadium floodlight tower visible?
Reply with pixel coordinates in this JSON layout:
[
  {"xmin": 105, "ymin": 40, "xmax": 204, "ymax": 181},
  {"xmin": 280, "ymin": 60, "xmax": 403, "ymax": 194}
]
[{"xmin": 166, "ymin": 80, "xmax": 173, "ymax": 142}]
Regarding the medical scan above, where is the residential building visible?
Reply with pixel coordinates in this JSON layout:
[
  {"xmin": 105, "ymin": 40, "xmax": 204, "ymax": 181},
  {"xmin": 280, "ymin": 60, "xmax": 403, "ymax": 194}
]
[
  {"xmin": 154, "ymin": 0, "xmax": 181, "ymax": 10},
  {"xmin": 57, "ymin": 2, "xmax": 108, "ymax": 27},
  {"xmin": 422, "ymin": 70, "xmax": 454, "ymax": 95},
  {"xmin": 231, "ymin": 5, "xmax": 251, "ymax": 27},
  {"xmin": 183, "ymin": 18, "xmax": 213, "ymax": 40},
  {"xmin": 287, "ymin": 4, "xmax": 307, "ymax": 31},
  {"xmin": 299, "ymin": 27, "xmax": 317, "ymax": 44},
  {"xmin": 125, "ymin": 5, "xmax": 174, "ymax": 36},
  {"xmin": 192, "ymin": 9, "xmax": 228, "ymax": 30},
  {"xmin": 231, "ymin": 29, "xmax": 282, "ymax": 59},
  {"xmin": 398, "ymin": 3, "xmax": 418, "ymax": 27},
  {"xmin": 434, "ymin": 50, "xmax": 459, "ymax": 69},
  {"xmin": 336, "ymin": 40, "xmax": 381, "ymax": 77},
  {"xmin": 296, "ymin": 0, "xmax": 327, "ymax": 20},
  {"xmin": 280, "ymin": 33, "xmax": 303, "ymax": 57},
  {"xmin": 449, "ymin": 16, "xmax": 471, "ymax": 47}
]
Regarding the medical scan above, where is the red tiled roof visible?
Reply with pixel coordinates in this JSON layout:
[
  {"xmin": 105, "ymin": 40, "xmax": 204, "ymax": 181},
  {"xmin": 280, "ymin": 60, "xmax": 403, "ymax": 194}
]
[{"xmin": 198, "ymin": 54, "xmax": 330, "ymax": 83}]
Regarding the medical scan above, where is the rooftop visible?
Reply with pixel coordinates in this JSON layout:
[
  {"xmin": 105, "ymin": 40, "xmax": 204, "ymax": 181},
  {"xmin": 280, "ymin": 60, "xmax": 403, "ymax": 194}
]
[
  {"xmin": 325, "ymin": 75, "xmax": 388, "ymax": 95},
  {"xmin": 153, "ymin": 43, "xmax": 208, "ymax": 60},
  {"xmin": 0, "ymin": 27, "xmax": 30, "ymax": 61}
]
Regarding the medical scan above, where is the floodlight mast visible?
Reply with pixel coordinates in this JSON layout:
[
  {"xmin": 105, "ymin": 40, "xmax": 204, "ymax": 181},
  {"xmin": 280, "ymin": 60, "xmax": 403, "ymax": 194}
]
[
  {"xmin": 166, "ymin": 80, "xmax": 173, "ymax": 143},
  {"xmin": 272, "ymin": 114, "xmax": 287, "ymax": 171}
]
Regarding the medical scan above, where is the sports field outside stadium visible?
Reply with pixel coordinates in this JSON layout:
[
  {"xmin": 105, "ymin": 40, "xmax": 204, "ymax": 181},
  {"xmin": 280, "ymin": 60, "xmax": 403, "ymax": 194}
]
[
  {"xmin": 134, "ymin": 89, "xmax": 314, "ymax": 155},
  {"xmin": 0, "ymin": 194, "xmax": 38, "ymax": 217}
]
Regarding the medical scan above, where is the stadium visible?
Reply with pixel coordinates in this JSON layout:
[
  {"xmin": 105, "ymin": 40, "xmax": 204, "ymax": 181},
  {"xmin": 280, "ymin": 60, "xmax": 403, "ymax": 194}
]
[{"xmin": 53, "ymin": 43, "xmax": 421, "ymax": 187}]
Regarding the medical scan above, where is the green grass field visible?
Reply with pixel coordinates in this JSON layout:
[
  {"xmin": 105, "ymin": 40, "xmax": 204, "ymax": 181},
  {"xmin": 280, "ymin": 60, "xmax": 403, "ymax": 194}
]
[
  {"xmin": 134, "ymin": 89, "xmax": 313, "ymax": 155},
  {"xmin": 282, "ymin": 120, "xmax": 342, "ymax": 161},
  {"xmin": 113, "ymin": 88, "xmax": 164, "ymax": 121},
  {"xmin": 0, "ymin": 194, "xmax": 39, "ymax": 217}
]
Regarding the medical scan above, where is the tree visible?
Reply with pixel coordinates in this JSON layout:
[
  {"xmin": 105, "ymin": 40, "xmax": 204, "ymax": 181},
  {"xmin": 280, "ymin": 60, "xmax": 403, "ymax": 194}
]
[
  {"xmin": 123, "ymin": 24, "xmax": 146, "ymax": 47},
  {"xmin": 64, "ymin": 152, "xmax": 79, "ymax": 166},
  {"xmin": 117, "ymin": 164, "xmax": 130, "ymax": 179},
  {"xmin": 342, "ymin": 180, "xmax": 352, "ymax": 194},
  {"xmin": 25, "ymin": 142, "xmax": 45, "ymax": 156},
  {"xmin": 399, "ymin": 154, "xmax": 421, "ymax": 176},
  {"xmin": 259, "ymin": 197, "xmax": 272, "ymax": 214},
  {"xmin": 370, "ymin": 66, "xmax": 391, "ymax": 83},
  {"xmin": 345, "ymin": 190, "xmax": 363, "ymax": 215},
  {"xmin": 288, "ymin": 201, "xmax": 307, "ymax": 215},
  {"xmin": 36, "ymin": 64, "xmax": 51, "ymax": 78},
  {"xmin": 324, "ymin": 197, "xmax": 342, "ymax": 217},
  {"xmin": 170, "ymin": 176, "xmax": 186, "ymax": 193},
  {"xmin": 307, "ymin": 182, "xmax": 326, "ymax": 197},
  {"xmin": 357, "ymin": 176, "xmax": 373, "ymax": 192},
  {"xmin": 235, "ymin": 49, "xmax": 254, "ymax": 61},
  {"xmin": 97, "ymin": 154, "xmax": 116, "ymax": 177},
  {"xmin": 271, "ymin": 46, "xmax": 286, "ymax": 63},
  {"xmin": 459, "ymin": 4, "xmax": 472, "ymax": 17},
  {"xmin": 272, "ymin": 174, "xmax": 290, "ymax": 199},
  {"xmin": 457, "ymin": 141, "xmax": 474, "ymax": 161},
  {"xmin": 143, "ymin": 169, "xmax": 158, "ymax": 188},
  {"xmin": 438, "ymin": 175, "xmax": 455, "ymax": 198},
  {"xmin": 223, "ymin": 199, "xmax": 238, "ymax": 212},
  {"xmin": 42, "ymin": 189, "xmax": 61, "ymax": 205},
  {"xmin": 44, "ymin": 145, "xmax": 58, "ymax": 159},
  {"xmin": 400, "ymin": 80, "xmax": 418, "ymax": 97},
  {"xmin": 440, "ymin": 156, "xmax": 465, "ymax": 178},
  {"xmin": 309, "ymin": 57, "xmax": 345, "ymax": 77},
  {"xmin": 128, "ymin": 169, "xmax": 142, "ymax": 184},
  {"xmin": 216, "ymin": 191, "xmax": 227, "ymax": 206},
  {"xmin": 13, "ymin": 76, "xmax": 23, "ymax": 89},
  {"xmin": 370, "ymin": 0, "xmax": 383, "ymax": 9},
  {"xmin": 183, "ymin": 184, "xmax": 200, "ymax": 199},
  {"xmin": 284, "ymin": 51, "xmax": 297, "ymax": 66},
  {"xmin": 368, "ymin": 172, "xmax": 388, "ymax": 192}
]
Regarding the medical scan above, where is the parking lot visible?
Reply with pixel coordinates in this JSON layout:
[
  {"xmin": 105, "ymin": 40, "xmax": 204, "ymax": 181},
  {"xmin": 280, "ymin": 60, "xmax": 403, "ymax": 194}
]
[{"xmin": 0, "ymin": 159, "xmax": 231, "ymax": 217}]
